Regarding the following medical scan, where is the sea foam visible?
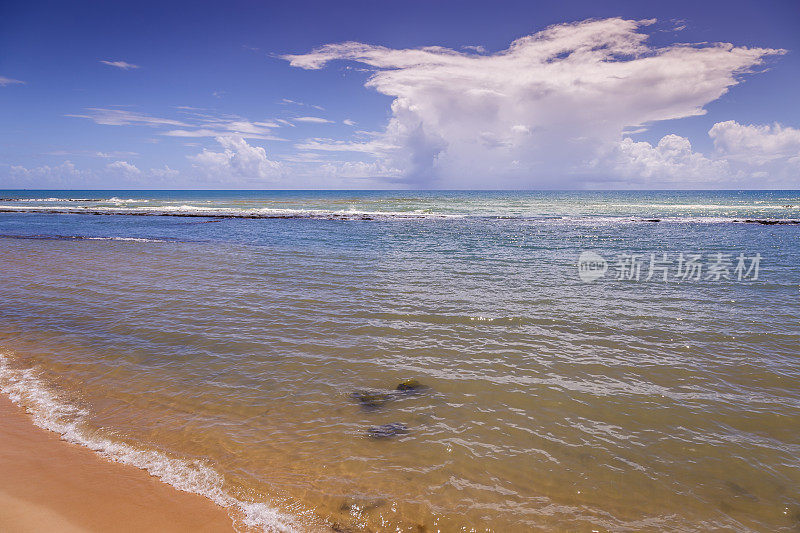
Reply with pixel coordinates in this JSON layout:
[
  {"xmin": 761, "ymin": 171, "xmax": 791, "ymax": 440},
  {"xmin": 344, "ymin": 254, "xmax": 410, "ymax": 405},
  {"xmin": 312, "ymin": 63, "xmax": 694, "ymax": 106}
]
[{"xmin": 0, "ymin": 351, "xmax": 301, "ymax": 533}]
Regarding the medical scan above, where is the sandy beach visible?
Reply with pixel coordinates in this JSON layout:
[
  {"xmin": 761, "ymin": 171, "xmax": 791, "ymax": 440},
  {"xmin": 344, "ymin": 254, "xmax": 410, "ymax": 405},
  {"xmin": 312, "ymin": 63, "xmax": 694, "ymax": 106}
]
[{"xmin": 0, "ymin": 394, "xmax": 235, "ymax": 533}]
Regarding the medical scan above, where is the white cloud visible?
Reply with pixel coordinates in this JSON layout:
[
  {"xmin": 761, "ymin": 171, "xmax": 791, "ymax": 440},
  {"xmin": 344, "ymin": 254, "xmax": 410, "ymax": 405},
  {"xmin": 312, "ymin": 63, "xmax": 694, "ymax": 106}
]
[
  {"xmin": 68, "ymin": 108, "xmax": 284, "ymax": 140},
  {"xmin": 282, "ymin": 99, "xmax": 325, "ymax": 111},
  {"xmin": 95, "ymin": 151, "xmax": 139, "ymax": 158},
  {"xmin": 3, "ymin": 160, "xmax": 184, "ymax": 188},
  {"xmin": 0, "ymin": 76, "xmax": 25, "ymax": 86},
  {"xmin": 295, "ymin": 137, "xmax": 396, "ymax": 154},
  {"xmin": 43, "ymin": 150, "xmax": 139, "ymax": 158},
  {"xmin": 343, "ymin": 119, "xmax": 357, "ymax": 126},
  {"xmin": 10, "ymin": 121, "xmax": 796, "ymax": 189},
  {"xmin": 710, "ymin": 120, "xmax": 800, "ymax": 165},
  {"xmin": 161, "ymin": 126, "xmax": 283, "ymax": 140},
  {"xmin": 189, "ymin": 136, "xmax": 283, "ymax": 183},
  {"xmin": 284, "ymin": 17, "xmax": 785, "ymax": 187},
  {"xmin": 162, "ymin": 129, "xmax": 230, "ymax": 138},
  {"xmin": 611, "ymin": 135, "xmax": 729, "ymax": 186},
  {"xmin": 67, "ymin": 108, "xmax": 187, "ymax": 127},
  {"xmin": 462, "ymin": 45, "xmax": 487, "ymax": 54},
  {"xmin": 608, "ymin": 121, "xmax": 800, "ymax": 187},
  {"xmin": 319, "ymin": 160, "xmax": 402, "ymax": 179},
  {"xmin": 295, "ymin": 116, "xmax": 334, "ymax": 124},
  {"xmin": 150, "ymin": 165, "xmax": 180, "ymax": 182},
  {"xmin": 106, "ymin": 160, "xmax": 141, "ymax": 177},
  {"xmin": 100, "ymin": 60, "xmax": 140, "ymax": 70},
  {"xmin": 6, "ymin": 161, "xmax": 84, "ymax": 187}
]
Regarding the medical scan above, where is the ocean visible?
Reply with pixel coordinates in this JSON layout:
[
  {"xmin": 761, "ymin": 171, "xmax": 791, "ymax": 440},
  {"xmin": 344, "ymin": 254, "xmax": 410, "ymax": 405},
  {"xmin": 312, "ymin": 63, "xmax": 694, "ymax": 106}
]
[{"xmin": 0, "ymin": 190, "xmax": 798, "ymax": 532}]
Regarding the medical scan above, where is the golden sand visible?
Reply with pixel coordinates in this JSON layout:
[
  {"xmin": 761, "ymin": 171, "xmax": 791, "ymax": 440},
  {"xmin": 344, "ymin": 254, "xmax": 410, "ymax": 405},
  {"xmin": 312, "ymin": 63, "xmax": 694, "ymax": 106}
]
[{"xmin": 0, "ymin": 394, "xmax": 235, "ymax": 533}]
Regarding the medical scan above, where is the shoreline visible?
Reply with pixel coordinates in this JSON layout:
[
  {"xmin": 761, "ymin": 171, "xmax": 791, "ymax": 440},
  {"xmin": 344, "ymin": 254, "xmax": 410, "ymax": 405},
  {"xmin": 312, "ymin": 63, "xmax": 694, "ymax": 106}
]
[{"xmin": 0, "ymin": 394, "xmax": 237, "ymax": 533}]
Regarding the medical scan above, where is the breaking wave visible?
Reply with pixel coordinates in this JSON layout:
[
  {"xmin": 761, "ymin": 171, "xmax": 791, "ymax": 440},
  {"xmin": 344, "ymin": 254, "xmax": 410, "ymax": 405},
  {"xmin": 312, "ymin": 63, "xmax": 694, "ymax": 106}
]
[
  {"xmin": 1, "ymin": 203, "xmax": 798, "ymax": 224},
  {"xmin": 0, "ymin": 351, "xmax": 302, "ymax": 533}
]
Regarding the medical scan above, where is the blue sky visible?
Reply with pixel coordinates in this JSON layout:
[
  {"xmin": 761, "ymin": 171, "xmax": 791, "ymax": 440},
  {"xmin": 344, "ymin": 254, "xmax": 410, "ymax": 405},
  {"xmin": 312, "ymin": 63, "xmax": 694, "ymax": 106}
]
[{"xmin": 1, "ymin": 0, "xmax": 799, "ymax": 189}]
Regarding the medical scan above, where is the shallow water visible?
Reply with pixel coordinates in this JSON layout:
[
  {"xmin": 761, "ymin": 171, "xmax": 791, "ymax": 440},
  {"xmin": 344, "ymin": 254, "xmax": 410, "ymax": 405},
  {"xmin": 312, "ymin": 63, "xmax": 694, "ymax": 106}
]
[{"xmin": 1, "ymin": 191, "xmax": 799, "ymax": 532}]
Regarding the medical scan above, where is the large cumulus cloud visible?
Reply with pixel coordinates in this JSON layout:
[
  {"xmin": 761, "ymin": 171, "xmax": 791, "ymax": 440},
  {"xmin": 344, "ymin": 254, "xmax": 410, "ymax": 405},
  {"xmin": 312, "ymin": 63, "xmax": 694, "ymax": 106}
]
[{"xmin": 284, "ymin": 18, "xmax": 787, "ymax": 187}]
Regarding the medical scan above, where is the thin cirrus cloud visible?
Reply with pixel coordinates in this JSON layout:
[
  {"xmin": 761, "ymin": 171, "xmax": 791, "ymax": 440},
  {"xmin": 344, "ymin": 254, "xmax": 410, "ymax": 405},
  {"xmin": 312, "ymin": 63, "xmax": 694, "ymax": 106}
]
[
  {"xmin": 295, "ymin": 137, "xmax": 397, "ymax": 155},
  {"xmin": 100, "ymin": 60, "xmax": 140, "ymax": 70},
  {"xmin": 67, "ymin": 107, "xmax": 286, "ymax": 140},
  {"xmin": 283, "ymin": 17, "xmax": 790, "ymax": 187},
  {"xmin": 0, "ymin": 76, "xmax": 25, "ymax": 86},
  {"xmin": 282, "ymin": 98, "xmax": 325, "ymax": 111},
  {"xmin": 44, "ymin": 150, "xmax": 139, "ymax": 159},
  {"xmin": 66, "ymin": 108, "xmax": 187, "ymax": 127},
  {"xmin": 294, "ymin": 116, "xmax": 334, "ymax": 124}
]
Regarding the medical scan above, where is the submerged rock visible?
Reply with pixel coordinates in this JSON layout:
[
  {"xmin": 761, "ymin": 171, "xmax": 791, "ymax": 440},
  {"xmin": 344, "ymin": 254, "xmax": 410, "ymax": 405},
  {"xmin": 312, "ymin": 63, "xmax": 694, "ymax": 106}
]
[
  {"xmin": 396, "ymin": 379, "xmax": 425, "ymax": 392},
  {"xmin": 350, "ymin": 390, "xmax": 393, "ymax": 409},
  {"xmin": 742, "ymin": 219, "xmax": 800, "ymax": 225},
  {"xmin": 350, "ymin": 379, "xmax": 428, "ymax": 411},
  {"xmin": 367, "ymin": 422, "xmax": 408, "ymax": 439},
  {"xmin": 725, "ymin": 481, "xmax": 759, "ymax": 502}
]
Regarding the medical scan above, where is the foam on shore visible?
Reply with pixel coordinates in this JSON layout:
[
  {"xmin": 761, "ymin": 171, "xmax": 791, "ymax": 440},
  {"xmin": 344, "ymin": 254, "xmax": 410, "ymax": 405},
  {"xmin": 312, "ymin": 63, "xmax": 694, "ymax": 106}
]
[{"xmin": 0, "ymin": 351, "xmax": 301, "ymax": 533}]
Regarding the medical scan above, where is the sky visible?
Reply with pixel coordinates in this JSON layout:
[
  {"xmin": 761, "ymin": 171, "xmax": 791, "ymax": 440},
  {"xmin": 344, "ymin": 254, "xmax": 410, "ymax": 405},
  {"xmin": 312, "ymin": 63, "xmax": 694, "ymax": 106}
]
[{"xmin": 1, "ymin": 0, "xmax": 799, "ymax": 190}]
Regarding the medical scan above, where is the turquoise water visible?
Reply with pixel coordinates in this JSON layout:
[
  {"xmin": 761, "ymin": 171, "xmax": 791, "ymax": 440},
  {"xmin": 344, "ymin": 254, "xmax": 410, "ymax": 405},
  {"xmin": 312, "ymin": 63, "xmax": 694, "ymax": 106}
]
[{"xmin": 0, "ymin": 190, "xmax": 799, "ymax": 532}]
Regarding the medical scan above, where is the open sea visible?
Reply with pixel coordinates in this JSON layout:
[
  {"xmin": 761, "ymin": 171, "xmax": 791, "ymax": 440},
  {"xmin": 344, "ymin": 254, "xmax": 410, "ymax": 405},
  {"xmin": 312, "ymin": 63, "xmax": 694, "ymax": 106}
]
[{"xmin": 0, "ymin": 190, "xmax": 798, "ymax": 532}]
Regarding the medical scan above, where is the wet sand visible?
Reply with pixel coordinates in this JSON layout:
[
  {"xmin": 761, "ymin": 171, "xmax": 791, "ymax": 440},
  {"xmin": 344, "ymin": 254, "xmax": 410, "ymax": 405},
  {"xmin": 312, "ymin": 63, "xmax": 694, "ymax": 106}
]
[{"xmin": 0, "ymin": 394, "xmax": 235, "ymax": 533}]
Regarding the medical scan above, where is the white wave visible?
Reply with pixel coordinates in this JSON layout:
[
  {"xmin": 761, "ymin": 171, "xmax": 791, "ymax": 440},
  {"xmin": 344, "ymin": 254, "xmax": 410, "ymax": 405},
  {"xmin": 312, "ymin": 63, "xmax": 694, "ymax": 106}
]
[
  {"xmin": 136, "ymin": 203, "xmax": 449, "ymax": 218},
  {"xmin": 0, "ymin": 351, "xmax": 300, "ymax": 533},
  {"xmin": 0, "ymin": 234, "xmax": 174, "ymax": 243},
  {"xmin": 554, "ymin": 215, "xmax": 737, "ymax": 224},
  {"xmin": 1, "ymin": 197, "xmax": 150, "ymax": 204},
  {"xmin": 154, "ymin": 204, "xmax": 211, "ymax": 212},
  {"xmin": 84, "ymin": 236, "xmax": 170, "ymax": 242},
  {"xmin": 105, "ymin": 197, "xmax": 150, "ymax": 204},
  {"xmin": 607, "ymin": 203, "xmax": 798, "ymax": 210},
  {"xmin": 0, "ymin": 203, "xmax": 464, "ymax": 220},
  {"xmin": 2, "ymin": 203, "xmax": 798, "ymax": 224},
  {"xmin": 14, "ymin": 197, "xmax": 65, "ymax": 202},
  {"xmin": 0, "ymin": 204, "xmax": 76, "ymax": 210}
]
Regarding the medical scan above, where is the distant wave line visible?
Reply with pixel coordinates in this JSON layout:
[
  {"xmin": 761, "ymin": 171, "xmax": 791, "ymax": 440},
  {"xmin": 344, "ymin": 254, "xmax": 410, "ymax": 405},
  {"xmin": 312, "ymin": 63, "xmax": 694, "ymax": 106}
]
[
  {"xmin": 0, "ymin": 234, "xmax": 178, "ymax": 242},
  {"xmin": 1, "ymin": 206, "xmax": 799, "ymax": 224}
]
